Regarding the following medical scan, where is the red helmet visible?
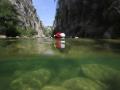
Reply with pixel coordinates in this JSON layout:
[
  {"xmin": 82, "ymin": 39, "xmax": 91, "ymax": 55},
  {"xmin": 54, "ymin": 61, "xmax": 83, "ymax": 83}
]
[{"xmin": 54, "ymin": 32, "xmax": 65, "ymax": 38}]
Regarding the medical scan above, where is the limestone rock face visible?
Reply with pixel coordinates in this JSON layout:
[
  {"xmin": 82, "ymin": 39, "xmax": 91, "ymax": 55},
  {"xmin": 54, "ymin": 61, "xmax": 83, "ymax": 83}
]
[
  {"xmin": 54, "ymin": 0, "xmax": 120, "ymax": 39},
  {"xmin": 9, "ymin": 0, "xmax": 44, "ymax": 37}
]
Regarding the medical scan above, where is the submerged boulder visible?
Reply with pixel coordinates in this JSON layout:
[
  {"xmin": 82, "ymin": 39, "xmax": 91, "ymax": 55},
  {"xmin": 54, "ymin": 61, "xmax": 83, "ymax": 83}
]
[
  {"xmin": 42, "ymin": 86, "xmax": 67, "ymax": 90},
  {"xmin": 11, "ymin": 69, "xmax": 51, "ymax": 90},
  {"xmin": 62, "ymin": 77, "xmax": 106, "ymax": 90}
]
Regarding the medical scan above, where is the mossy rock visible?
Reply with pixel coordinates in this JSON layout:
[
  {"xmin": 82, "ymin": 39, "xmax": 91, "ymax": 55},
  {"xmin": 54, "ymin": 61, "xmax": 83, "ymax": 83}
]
[
  {"xmin": 62, "ymin": 77, "xmax": 106, "ymax": 90},
  {"xmin": 58, "ymin": 67, "xmax": 81, "ymax": 80},
  {"xmin": 11, "ymin": 69, "xmax": 51, "ymax": 90},
  {"xmin": 81, "ymin": 64, "xmax": 120, "ymax": 90},
  {"xmin": 42, "ymin": 86, "xmax": 67, "ymax": 90},
  {"xmin": 81, "ymin": 64, "xmax": 120, "ymax": 81}
]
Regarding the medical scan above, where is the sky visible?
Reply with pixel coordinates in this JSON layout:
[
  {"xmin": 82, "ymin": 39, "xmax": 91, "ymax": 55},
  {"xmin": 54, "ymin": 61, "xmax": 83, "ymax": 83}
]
[{"xmin": 33, "ymin": 0, "xmax": 57, "ymax": 26}]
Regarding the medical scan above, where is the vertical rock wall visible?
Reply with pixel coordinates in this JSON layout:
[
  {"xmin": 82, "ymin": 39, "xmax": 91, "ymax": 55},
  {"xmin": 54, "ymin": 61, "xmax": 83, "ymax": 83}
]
[
  {"xmin": 9, "ymin": 0, "xmax": 44, "ymax": 37},
  {"xmin": 54, "ymin": 0, "xmax": 120, "ymax": 39}
]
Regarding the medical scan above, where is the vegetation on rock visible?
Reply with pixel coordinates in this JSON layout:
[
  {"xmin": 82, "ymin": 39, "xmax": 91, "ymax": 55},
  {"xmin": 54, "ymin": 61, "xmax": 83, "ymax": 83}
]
[
  {"xmin": 0, "ymin": 0, "xmax": 42, "ymax": 37},
  {"xmin": 0, "ymin": 57, "xmax": 120, "ymax": 90},
  {"xmin": 0, "ymin": 0, "xmax": 20, "ymax": 37},
  {"xmin": 43, "ymin": 26, "xmax": 53, "ymax": 37}
]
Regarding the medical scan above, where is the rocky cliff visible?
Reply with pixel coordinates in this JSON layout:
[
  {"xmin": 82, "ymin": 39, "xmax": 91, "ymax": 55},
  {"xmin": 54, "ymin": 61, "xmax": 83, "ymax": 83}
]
[
  {"xmin": 54, "ymin": 0, "xmax": 120, "ymax": 39},
  {"xmin": 9, "ymin": 0, "xmax": 44, "ymax": 37}
]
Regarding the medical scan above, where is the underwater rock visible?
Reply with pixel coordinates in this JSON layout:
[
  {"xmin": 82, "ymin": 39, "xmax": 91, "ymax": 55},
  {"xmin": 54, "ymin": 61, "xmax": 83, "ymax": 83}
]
[
  {"xmin": 81, "ymin": 64, "xmax": 120, "ymax": 81},
  {"xmin": 11, "ymin": 69, "xmax": 51, "ymax": 90},
  {"xmin": 42, "ymin": 86, "xmax": 67, "ymax": 90},
  {"xmin": 62, "ymin": 77, "xmax": 106, "ymax": 90}
]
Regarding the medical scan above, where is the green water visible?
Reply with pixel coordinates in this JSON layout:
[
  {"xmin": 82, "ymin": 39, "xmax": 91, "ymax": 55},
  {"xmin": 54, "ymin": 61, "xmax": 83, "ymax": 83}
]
[{"xmin": 0, "ymin": 38, "xmax": 120, "ymax": 90}]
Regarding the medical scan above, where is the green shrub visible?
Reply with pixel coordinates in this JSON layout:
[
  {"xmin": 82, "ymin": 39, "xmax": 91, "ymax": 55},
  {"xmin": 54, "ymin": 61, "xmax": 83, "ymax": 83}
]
[
  {"xmin": 16, "ymin": 27, "xmax": 37, "ymax": 37},
  {"xmin": 0, "ymin": 0, "xmax": 19, "ymax": 37},
  {"xmin": 43, "ymin": 26, "xmax": 53, "ymax": 37},
  {"xmin": 0, "ymin": 0, "xmax": 37, "ymax": 37}
]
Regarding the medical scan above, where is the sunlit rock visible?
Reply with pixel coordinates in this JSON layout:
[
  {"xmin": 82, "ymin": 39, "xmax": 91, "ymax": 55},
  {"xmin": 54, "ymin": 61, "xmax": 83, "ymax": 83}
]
[
  {"xmin": 62, "ymin": 77, "xmax": 106, "ymax": 90},
  {"xmin": 0, "ymin": 35, "xmax": 6, "ymax": 38},
  {"xmin": 8, "ymin": 0, "xmax": 44, "ymax": 37},
  {"xmin": 81, "ymin": 64, "xmax": 120, "ymax": 81},
  {"xmin": 11, "ymin": 69, "xmax": 51, "ymax": 90},
  {"xmin": 42, "ymin": 86, "xmax": 67, "ymax": 90},
  {"xmin": 74, "ymin": 37, "xmax": 79, "ymax": 39},
  {"xmin": 57, "ymin": 67, "xmax": 81, "ymax": 80},
  {"xmin": 81, "ymin": 64, "xmax": 120, "ymax": 89}
]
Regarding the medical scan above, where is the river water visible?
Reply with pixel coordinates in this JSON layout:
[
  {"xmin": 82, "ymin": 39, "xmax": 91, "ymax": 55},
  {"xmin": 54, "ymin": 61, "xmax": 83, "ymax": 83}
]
[{"xmin": 0, "ymin": 38, "xmax": 120, "ymax": 90}]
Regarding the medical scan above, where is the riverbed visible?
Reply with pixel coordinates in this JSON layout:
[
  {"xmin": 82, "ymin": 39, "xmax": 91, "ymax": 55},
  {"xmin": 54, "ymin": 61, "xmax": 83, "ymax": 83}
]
[{"xmin": 0, "ymin": 38, "xmax": 120, "ymax": 90}]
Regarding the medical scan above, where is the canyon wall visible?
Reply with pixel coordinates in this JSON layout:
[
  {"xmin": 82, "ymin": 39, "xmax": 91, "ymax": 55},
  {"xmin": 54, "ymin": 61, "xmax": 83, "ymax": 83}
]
[
  {"xmin": 9, "ymin": 0, "xmax": 44, "ymax": 37},
  {"xmin": 54, "ymin": 0, "xmax": 120, "ymax": 39}
]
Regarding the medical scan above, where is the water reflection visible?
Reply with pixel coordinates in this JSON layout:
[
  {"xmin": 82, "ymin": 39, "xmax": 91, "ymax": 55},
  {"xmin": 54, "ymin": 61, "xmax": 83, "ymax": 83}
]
[
  {"xmin": 0, "ymin": 38, "xmax": 119, "ymax": 58},
  {"xmin": 55, "ymin": 38, "xmax": 65, "ymax": 49},
  {"xmin": 0, "ymin": 38, "xmax": 52, "ymax": 57},
  {"xmin": 54, "ymin": 38, "xmax": 72, "ymax": 54},
  {"xmin": 94, "ymin": 39, "xmax": 120, "ymax": 53}
]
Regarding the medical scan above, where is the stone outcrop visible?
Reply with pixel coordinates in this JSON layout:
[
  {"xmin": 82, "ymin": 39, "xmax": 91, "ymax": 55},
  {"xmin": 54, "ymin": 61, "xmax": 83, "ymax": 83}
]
[
  {"xmin": 54, "ymin": 0, "xmax": 120, "ymax": 39},
  {"xmin": 9, "ymin": 0, "xmax": 44, "ymax": 37}
]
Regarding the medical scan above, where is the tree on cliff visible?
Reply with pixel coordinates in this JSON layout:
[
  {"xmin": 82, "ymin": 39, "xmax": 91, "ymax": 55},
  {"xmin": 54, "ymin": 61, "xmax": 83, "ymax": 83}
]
[{"xmin": 0, "ymin": 0, "xmax": 21, "ymax": 37}]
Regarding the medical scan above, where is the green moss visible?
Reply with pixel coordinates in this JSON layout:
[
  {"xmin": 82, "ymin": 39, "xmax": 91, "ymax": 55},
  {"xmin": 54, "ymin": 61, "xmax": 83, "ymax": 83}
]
[
  {"xmin": 81, "ymin": 64, "xmax": 120, "ymax": 90},
  {"xmin": 42, "ymin": 86, "xmax": 67, "ymax": 90},
  {"xmin": 16, "ymin": 27, "xmax": 37, "ymax": 37},
  {"xmin": 11, "ymin": 69, "xmax": 51, "ymax": 90},
  {"xmin": 62, "ymin": 77, "xmax": 106, "ymax": 90},
  {"xmin": 81, "ymin": 64, "xmax": 120, "ymax": 81},
  {"xmin": 0, "ymin": 56, "xmax": 120, "ymax": 90},
  {"xmin": 0, "ymin": 0, "xmax": 37, "ymax": 37}
]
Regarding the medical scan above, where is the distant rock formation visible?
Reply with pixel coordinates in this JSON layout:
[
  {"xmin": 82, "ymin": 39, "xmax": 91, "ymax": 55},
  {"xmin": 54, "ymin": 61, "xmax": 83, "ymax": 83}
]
[
  {"xmin": 54, "ymin": 0, "xmax": 120, "ymax": 39},
  {"xmin": 8, "ymin": 0, "xmax": 44, "ymax": 37}
]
